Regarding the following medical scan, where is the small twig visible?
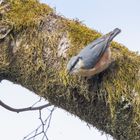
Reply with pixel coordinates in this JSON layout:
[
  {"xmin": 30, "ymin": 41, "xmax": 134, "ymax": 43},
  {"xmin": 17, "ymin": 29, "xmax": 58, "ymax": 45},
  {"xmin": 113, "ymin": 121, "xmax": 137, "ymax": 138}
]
[
  {"xmin": 42, "ymin": 107, "xmax": 55, "ymax": 140},
  {"xmin": 24, "ymin": 131, "xmax": 43, "ymax": 140},
  {"xmin": 23, "ymin": 107, "xmax": 55, "ymax": 140},
  {"xmin": 0, "ymin": 100, "xmax": 51, "ymax": 113},
  {"xmin": 39, "ymin": 110, "xmax": 45, "ymax": 131},
  {"xmin": 31, "ymin": 98, "xmax": 42, "ymax": 107},
  {"xmin": 23, "ymin": 120, "xmax": 43, "ymax": 140},
  {"xmin": 0, "ymin": 98, "xmax": 54, "ymax": 140},
  {"xmin": 33, "ymin": 130, "xmax": 38, "ymax": 140}
]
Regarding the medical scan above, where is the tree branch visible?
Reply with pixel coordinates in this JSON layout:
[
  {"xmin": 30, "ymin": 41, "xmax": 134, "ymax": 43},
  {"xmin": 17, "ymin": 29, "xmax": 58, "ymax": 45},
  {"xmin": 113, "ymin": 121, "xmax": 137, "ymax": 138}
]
[
  {"xmin": 0, "ymin": 1, "xmax": 140, "ymax": 140},
  {"xmin": 0, "ymin": 100, "xmax": 52, "ymax": 113}
]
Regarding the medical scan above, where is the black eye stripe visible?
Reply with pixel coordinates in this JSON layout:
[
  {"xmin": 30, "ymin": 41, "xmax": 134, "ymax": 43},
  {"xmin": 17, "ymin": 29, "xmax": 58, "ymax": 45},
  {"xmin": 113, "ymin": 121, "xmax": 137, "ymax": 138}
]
[{"xmin": 70, "ymin": 57, "xmax": 80, "ymax": 71}]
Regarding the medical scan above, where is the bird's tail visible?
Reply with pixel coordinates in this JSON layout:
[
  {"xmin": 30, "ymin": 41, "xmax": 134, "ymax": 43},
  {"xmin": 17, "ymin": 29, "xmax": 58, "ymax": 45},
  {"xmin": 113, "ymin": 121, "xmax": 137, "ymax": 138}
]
[{"xmin": 108, "ymin": 28, "xmax": 121, "ymax": 42}]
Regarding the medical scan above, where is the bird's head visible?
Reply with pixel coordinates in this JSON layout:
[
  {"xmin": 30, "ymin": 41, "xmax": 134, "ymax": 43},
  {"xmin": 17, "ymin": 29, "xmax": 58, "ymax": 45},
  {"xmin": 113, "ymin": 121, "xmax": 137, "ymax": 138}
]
[{"xmin": 66, "ymin": 56, "xmax": 84, "ymax": 75}]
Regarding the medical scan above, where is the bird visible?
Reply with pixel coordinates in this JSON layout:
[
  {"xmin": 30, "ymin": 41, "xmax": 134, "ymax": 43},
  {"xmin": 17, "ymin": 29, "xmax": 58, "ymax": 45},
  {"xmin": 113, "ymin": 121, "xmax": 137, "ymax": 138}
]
[{"xmin": 66, "ymin": 28, "xmax": 121, "ymax": 77}]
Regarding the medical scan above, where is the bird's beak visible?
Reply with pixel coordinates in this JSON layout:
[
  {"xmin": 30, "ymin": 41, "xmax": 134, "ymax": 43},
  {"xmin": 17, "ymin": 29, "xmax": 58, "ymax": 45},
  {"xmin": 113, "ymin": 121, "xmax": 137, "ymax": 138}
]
[
  {"xmin": 67, "ymin": 69, "xmax": 74, "ymax": 75},
  {"xmin": 67, "ymin": 71, "xmax": 70, "ymax": 75},
  {"xmin": 66, "ymin": 69, "xmax": 71, "ymax": 76}
]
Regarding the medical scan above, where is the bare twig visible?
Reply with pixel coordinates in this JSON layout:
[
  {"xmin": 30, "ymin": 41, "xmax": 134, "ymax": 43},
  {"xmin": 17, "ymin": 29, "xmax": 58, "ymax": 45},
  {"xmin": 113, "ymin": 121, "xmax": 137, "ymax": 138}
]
[
  {"xmin": 23, "ymin": 107, "xmax": 55, "ymax": 140},
  {"xmin": 31, "ymin": 98, "xmax": 42, "ymax": 107},
  {"xmin": 0, "ymin": 97, "xmax": 54, "ymax": 140},
  {"xmin": 42, "ymin": 107, "xmax": 55, "ymax": 140},
  {"xmin": 0, "ymin": 100, "xmax": 52, "ymax": 113}
]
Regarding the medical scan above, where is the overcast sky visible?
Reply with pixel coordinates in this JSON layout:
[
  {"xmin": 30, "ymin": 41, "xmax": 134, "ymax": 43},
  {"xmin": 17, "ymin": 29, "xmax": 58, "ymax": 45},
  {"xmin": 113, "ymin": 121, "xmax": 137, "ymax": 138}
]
[{"xmin": 0, "ymin": 0, "xmax": 140, "ymax": 140}]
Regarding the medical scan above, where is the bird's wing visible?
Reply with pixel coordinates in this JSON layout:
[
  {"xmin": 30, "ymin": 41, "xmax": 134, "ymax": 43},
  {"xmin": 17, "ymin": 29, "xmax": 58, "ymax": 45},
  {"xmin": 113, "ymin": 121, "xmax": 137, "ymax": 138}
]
[
  {"xmin": 77, "ymin": 28, "xmax": 121, "ymax": 69},
  {"xmin": 78, "ymin": 36, "xmax": 106, "ymax": 56},
  {"xmin": 88, "ymin": 37, "xmax": 105, "ymax": 49},
  {"xmin": 79, "ymin": 39, "xmax": 109, "ymax": 69}
]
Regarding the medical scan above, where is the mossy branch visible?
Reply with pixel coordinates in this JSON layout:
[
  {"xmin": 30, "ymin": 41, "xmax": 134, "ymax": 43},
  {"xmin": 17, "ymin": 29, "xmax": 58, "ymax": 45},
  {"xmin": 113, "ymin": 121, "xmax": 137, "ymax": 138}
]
[{"xmin": 0, "ymin": 0, "xmax": 140, "ymax": 140}]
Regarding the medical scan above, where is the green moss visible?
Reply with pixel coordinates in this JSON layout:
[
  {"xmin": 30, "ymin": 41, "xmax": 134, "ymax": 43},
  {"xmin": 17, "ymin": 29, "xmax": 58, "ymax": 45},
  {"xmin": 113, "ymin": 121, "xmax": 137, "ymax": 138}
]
[
  {"xmin": 66, "ymin": 21, "xmax": 101, "ymax": 56},
  {"xmin": 5, "ymin": 0, "xmax": 53, "ymax": 29},
  {"xmin": 1, "ymin": 1, "xmax": 140, "ymax": 139},
  {"xmin": 55, "ymin": 18, "xmax": 140, "ymax": 139},
  {"xmin": 103, "ymin": 49, "xmax": 140, "ymax": 137}
]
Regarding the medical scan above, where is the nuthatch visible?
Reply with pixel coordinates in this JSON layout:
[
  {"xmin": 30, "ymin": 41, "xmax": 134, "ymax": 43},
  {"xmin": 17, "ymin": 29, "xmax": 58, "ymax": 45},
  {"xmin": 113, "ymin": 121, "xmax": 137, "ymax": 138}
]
[{"xmin": 67, "ymin": 28, "xmax": 121, "ymax": 77}]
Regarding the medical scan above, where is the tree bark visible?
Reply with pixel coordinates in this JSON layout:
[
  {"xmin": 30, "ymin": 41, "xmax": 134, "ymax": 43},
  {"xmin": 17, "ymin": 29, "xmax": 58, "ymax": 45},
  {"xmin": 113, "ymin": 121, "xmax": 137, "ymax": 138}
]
[{"xmin": 0, "ymin": 1, "xmax": 140, "ymax": 140}]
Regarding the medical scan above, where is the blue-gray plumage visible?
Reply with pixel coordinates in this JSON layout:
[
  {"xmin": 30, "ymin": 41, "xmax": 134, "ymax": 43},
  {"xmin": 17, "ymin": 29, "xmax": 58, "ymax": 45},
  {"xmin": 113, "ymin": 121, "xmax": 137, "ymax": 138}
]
[{"xmin": 67, "ymin": 28, "xmax": 121, "ymax": 77}]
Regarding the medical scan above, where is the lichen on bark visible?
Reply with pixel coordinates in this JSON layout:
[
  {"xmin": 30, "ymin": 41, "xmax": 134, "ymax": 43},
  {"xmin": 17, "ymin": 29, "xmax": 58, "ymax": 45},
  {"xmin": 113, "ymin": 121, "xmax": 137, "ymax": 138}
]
[{"xmin": 0, "ymin": 0, "xmax": 140, "ymax": 140}]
